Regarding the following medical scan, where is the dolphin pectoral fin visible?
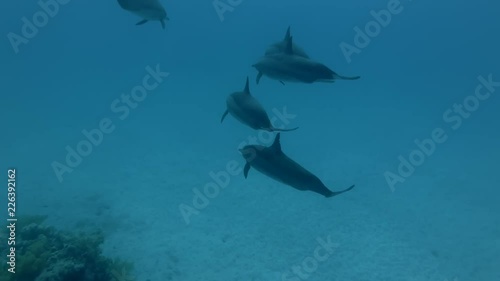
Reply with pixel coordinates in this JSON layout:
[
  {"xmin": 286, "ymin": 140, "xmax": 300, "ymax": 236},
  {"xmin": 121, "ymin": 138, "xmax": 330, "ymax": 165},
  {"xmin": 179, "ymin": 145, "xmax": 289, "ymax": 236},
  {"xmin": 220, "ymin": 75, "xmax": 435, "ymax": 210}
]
[
  {"xmin": 220, "ymin": 110, "xmax": 229, "ymax": 123},
  {"xmin": 256, "ymin": 72, "xmax": 263, "ymax": 85},
  {"xmin": 271, "ymin": 126, "xmax": 299, "ymax": 132},
  {"xmin": 160, "ymin": 19, "xmax": 166, "ymax": 29},
  {"xmin": 326, "ymin": 184, "xmax": 355, "ymax": 198},
  {"xmin": 279, "ymin": 81, "xmax": 285, "ymax": 85},
  {"xmin": 244, "ymin": 163, "xmax": 251, "ymax": 178},
  {"xmin": 136, "ymin": 19, "xmax": 148, "ymax": 25}
]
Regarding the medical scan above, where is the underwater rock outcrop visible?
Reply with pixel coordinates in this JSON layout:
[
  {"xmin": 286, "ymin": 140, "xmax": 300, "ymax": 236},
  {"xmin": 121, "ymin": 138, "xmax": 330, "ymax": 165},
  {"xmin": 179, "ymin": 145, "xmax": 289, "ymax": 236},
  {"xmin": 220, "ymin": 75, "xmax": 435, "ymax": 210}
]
[{"xmin": 0, "ymin": 215, "xmax": 134, "ymax": 281}]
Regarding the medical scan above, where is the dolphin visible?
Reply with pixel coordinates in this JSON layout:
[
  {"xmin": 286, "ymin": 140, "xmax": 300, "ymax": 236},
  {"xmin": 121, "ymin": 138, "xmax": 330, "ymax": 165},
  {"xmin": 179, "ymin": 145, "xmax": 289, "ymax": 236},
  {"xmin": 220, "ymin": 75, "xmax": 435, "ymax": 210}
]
[
  {"xmin": 117, "ymin": 0, "xmax": 169, "ymax": 29},
  {"xmin": 265, "ymin": 26, "xmax": 310, "ymax": 59},
  {"xmin": 221, "ymin": 77, "xmax": 298, "ymax": 132},
  {"xmin": 240, "ymin": 133, "xmax": 355, "ymax": 198},
  {"xmin": 253, "ymin": 36, "xmax": 360, "ymax": 85}
]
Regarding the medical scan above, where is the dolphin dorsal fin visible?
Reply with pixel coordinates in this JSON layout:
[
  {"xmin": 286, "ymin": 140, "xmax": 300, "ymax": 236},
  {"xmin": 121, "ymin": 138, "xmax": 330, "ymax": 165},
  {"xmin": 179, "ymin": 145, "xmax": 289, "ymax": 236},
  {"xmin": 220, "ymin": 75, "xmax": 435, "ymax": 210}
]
[
  {"xmin": 243, "ymin": 77, "xmax": 251, "ymax": 95},
  {"xmin": 284, "ymin": 36, "xmax": 293, "ymax": 55},
  {"xmin": 271, "ymin": 133, "xmax": 282, "ymax": 152},
  {"xmin": 284, "ymin": 26, "xmax": 291, "ymax": 40}
]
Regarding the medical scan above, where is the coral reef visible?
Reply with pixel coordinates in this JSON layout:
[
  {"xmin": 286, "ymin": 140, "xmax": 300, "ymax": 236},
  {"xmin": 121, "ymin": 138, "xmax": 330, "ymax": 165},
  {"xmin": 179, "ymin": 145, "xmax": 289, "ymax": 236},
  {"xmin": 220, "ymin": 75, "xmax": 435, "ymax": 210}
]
[{"xmin": 0, "ymin": 215, "xmax": 134, "ymax": 281}]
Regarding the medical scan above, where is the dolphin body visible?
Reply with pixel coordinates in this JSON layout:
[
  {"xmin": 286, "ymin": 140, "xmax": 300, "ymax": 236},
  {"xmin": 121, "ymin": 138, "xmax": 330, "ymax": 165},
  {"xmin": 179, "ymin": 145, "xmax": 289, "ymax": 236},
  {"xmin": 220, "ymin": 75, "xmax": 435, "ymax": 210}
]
[
  {"xmin": 265, "ymin": 26, "xmax": 310, "ymax": 59},
  {"xmin": 253, "ymin": 37, "xmax": 360, "ymax": 85},
  {"xmin": 221, "ymin": 78, "xmax": 298, "ymax": 132},
  {"xmin": 117, "ymin": 0, "xmax": 169, "ymax": 29},
  {"xmin": 240, "ymin": 133, "xmax": 355, "ymax": 198}
]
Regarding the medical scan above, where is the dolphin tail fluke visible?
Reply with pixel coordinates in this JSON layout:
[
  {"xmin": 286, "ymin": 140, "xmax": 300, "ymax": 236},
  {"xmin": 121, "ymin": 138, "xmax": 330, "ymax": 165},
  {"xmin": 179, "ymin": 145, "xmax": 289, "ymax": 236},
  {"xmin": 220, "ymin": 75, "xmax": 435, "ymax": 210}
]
[
  {"xmin": 326, "ymin": 184, "xmax": 355, "ymax": 198},
  {"xmin": 136, "ymin": 19, "xmax": 148, "ymax": 25},
  {"xmin": 270, "ymin": 126, "xmax": 299, "ymax": 132},
  {"xmin": 221, "ymin": 110, "xmax": 229, "ymax": 123}
]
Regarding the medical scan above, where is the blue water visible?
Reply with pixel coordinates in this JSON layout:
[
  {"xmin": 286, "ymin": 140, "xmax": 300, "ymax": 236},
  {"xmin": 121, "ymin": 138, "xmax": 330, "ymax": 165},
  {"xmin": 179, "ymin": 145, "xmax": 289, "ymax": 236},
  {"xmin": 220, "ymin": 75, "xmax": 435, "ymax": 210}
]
[{"xmin": 1, "ymin": 0, "xmax": 499, "ymax": 280}]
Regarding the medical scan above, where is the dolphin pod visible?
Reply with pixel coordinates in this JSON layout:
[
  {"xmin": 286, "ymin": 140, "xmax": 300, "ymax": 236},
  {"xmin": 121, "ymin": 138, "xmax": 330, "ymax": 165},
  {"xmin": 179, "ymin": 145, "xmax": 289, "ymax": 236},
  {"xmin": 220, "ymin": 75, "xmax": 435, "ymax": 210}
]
[
  {"xmin": 235, "ymin": 27, "xmax": 357, "ymax": 198},
  {"xmin": 217, "ymin": 27, "xmax": 357, "ymax": 198},
  {"xmin": 112, "ymin": 11, "xmax": 358, "ymax": 198},
  {"xmin": 117, "ymin": 0, "xmax": 169, "ymax": 29}
]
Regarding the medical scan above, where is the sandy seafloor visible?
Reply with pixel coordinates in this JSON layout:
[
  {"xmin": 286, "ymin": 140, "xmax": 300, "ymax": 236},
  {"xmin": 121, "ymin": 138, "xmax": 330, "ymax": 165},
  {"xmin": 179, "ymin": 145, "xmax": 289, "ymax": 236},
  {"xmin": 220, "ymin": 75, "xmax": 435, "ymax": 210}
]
[{"xmin": 18, "ymin": 142, "xmax": 500, "ymax": 281}]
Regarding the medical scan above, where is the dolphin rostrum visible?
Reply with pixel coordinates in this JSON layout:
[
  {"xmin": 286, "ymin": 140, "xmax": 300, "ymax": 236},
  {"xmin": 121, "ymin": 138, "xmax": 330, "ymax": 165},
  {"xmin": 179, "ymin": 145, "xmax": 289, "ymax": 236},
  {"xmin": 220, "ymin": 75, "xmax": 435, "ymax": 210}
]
[
  {"xmin": 221, "ymin": 77, "xmax": 298, "ymax": 132},
  {"xmin": 117, "ymin": 0, "xmax": 169, "ymax": 29},
  {"xmin": 240, "ymin": 133, "xmax": 355, "ymax": 198},
  {"xmin": 265, "ymin": 26, "xmax": 310, "ymax": 59},
  {"xmin": 253, "ymin": 36, "xmax": 360, "ymax": 85}
]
